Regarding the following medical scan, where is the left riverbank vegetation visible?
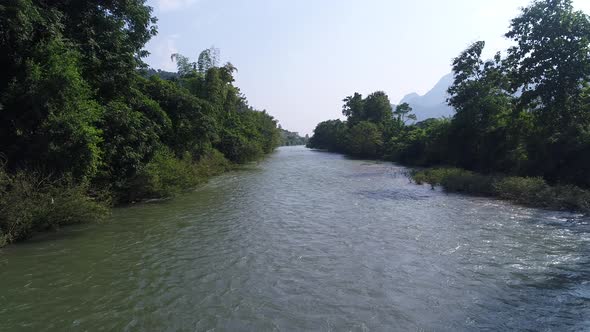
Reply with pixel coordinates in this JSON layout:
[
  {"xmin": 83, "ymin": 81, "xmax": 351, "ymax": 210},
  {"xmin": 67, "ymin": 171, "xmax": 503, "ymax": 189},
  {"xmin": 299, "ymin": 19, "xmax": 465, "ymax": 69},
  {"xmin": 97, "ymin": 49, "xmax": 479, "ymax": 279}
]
[
  {"xmin": 307, "ymin": 0, "xmax": 590, "ymax": 212},
  {"xmin": 0, "ymin": 1, "xmax": 283, "ymax": 246}
]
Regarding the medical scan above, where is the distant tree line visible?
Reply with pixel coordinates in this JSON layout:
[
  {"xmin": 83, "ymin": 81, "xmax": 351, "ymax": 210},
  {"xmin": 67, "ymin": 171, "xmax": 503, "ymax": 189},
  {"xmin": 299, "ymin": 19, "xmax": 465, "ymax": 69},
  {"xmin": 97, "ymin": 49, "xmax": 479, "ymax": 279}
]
[
  {"xmin": 143, "ymin": 68, "xmax": 179, "ymax": 80},
  {"xmin": 0, "ymin": 1, "xmax": 282, "ymax": 245},
  {"xmin": 279, "ymin": 128, "xmax": 309, "ymax": 146},
  {"xmin": 308, "ymin": 0, "xmax": 590, "ymax": 190}
]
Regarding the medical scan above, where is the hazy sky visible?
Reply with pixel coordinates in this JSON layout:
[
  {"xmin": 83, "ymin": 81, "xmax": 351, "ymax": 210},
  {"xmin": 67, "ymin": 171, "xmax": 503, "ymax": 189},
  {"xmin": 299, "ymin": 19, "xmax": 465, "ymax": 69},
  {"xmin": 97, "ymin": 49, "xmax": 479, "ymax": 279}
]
[{"xmin": 145, "ymin": 0, "xmax": 590, "ymax": 135}]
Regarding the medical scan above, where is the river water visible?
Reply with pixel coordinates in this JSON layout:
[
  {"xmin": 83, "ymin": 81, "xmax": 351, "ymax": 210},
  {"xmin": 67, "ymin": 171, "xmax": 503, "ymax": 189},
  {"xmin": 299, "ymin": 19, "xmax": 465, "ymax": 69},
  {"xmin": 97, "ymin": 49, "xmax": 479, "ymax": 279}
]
[{"xmin": 1, "ymin": 146, "xmax": 590, "ymax": 331}]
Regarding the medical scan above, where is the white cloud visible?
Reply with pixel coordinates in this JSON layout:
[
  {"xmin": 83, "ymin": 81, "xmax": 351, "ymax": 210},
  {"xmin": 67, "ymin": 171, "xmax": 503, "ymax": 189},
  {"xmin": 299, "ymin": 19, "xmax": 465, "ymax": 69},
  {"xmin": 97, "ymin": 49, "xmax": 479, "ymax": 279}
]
[
  {"xmin": 146, "ymin": 35, "xmax": 179, "ymax": 71},
  {"xmin": 156, "ymin": 0, "xmax": 198, "ymax": 12}
]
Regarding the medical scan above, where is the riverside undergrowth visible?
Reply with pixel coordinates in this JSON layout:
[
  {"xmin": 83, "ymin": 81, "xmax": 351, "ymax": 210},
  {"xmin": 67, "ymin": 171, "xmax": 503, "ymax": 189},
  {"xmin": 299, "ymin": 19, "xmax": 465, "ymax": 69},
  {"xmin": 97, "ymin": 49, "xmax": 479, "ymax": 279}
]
[
  {"xmin": 412, "ymin": 168, "xmax": 590, "ymax": 212},
  {"xmin": 0, "ymin": 149, "xmax": 245, "ymax": 247}
]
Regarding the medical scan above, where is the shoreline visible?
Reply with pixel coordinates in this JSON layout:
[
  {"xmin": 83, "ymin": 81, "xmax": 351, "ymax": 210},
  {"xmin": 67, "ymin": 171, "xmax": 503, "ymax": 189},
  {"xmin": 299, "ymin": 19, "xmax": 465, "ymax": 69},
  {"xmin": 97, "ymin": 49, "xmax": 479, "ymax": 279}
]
[{"xmin": 411, "ymin": 167, "xmax": 590, "ymax": 213}]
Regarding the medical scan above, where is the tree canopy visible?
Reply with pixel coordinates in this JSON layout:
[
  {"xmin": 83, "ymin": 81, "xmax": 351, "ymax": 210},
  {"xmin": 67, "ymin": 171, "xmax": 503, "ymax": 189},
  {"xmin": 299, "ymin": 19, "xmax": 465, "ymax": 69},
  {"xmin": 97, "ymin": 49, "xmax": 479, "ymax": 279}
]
[
  {"xmin": 0, "ymin": 0, "xmax": 282, "ymax": 201},
  {"xmin": 308, "ymin": 0, "xmax": 590, "ymax": 188}
]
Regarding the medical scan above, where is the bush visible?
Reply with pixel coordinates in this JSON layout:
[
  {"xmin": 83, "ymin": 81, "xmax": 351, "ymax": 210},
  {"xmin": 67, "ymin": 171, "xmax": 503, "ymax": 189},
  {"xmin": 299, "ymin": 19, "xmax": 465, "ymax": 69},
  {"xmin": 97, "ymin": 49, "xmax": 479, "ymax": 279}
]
[
  {"xmin": 134, "ymin": 149, "xmax": 198, "ymax": 199},
  {"xmin": 130, "ymin": 147, "xmax": 231, "ymax": 200},
  {"xmin": 494, "ymin": 176, "xmax": 552, "ymax": 207},
  {"xmin": 552, "ymin": 185, "xmax": 590, "ymax": 211},
  {"xmin": 412, "ymin": 168, "xmax": 495, "ymax": 195},
  {"xmin": 193, "ymin": 149, "xmax": 233, "ymax": 178},
  {"xmin": 0, "ymin": 169, "xmax": 109, "ymax": 246},
  {"xmin": 412, "ymin": 167, "xmax": 590, "ymax": 212}
]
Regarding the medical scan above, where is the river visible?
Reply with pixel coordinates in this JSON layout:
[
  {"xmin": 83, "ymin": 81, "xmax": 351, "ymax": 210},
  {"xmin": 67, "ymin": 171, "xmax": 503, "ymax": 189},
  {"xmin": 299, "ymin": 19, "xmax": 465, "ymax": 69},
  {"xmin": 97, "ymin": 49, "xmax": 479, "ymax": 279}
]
[{"xmin": 1, "ymin": 146, "xmax": 590, "ymax": 331}]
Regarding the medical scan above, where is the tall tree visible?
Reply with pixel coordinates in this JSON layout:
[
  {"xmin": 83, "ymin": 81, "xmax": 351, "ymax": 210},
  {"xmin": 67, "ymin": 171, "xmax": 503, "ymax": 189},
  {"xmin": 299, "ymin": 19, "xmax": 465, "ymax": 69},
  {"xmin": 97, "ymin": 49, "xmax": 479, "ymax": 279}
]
[
  {"xmin": 394, "ymin": 103, "xmax": 417, "ymax": 124},
  {"xmin": 505, "ymin": 0, "xmax": 590, "ymax": 121},
  {"xmin": 44, "ymin": 0, "xmax": 158, "ymax": 100},
  {"xmin": 342, "ymin": 93, "xmax": 365, "ymax": 126},
  {"xmin": 0, "ymin": 2, "xmax": 103, "ymax": 179},
  {"xmin": 505, "ymin": 0, "xmax": 590, "ymax": 182},
  {"xmin": 363, "ymin": 91, "xmax": 393, "ymax": 123},
  {"xmin": 198, "ymin": 47, "xmax": 220, "ymax": 73},
  {"xmin": 448, "ymin": 42, "xmax": 517, "ymax": 172},
  {"xmin": 171, "ymin": 53, "xmax": 196, "ymax": 76}
]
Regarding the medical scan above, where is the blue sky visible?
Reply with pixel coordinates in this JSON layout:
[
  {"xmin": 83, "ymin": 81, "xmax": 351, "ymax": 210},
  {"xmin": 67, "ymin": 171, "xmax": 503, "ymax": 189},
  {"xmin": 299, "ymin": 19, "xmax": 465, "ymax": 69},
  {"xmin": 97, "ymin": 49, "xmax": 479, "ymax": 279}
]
[{"xmin": 145, "ymin": 0, "xmax": 590, "ymax": 135}]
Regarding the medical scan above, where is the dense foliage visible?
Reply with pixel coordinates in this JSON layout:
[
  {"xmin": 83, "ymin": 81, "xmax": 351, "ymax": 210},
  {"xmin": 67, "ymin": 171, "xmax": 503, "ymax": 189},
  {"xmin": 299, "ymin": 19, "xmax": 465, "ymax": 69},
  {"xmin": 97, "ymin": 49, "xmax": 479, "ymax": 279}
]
[
  {"xmin": 308, "ymin": 0, "xmax": 590, "ymax": 197},
  {"xmin": 279, "ymin": 128, "xmax": 308, "ymax": 146},
  {"xmin": 0, "ymin": 1, "xmax": 282, "ymax": 245}
]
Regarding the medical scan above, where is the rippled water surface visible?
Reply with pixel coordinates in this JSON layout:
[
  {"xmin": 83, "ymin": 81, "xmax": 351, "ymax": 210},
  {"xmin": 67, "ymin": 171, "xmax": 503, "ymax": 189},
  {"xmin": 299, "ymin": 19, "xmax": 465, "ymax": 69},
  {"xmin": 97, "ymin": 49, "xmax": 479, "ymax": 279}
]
[{"xmin": 2, "ymin": 146, "xmax": 590, "ymax": 331}]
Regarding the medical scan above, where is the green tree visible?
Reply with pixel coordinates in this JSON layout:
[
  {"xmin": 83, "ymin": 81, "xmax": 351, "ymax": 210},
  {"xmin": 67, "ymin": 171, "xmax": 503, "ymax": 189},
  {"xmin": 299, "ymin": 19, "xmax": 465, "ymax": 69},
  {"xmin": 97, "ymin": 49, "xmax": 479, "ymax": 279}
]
[
  {"xmin": 505, "ymin": 0, "xmax": 590, "ymax": 184},
  {"xmin": 139, "ymin": 76, "xmax": 216, "ymax": 158},
  {"xmin": 307, "ymin": 120, "xmax": 348, "ymax": 152},
  {"xmin": 197, "ymin": 47, "xmax": 220, "ymax": 73},
  {"xmin": 346, "ymin": 121, "xmax": 383, "ymax": 158},
  {"xmin": 98, "ymin": 101, "xmax": 163, "ymax": 190},
  {"xmin": 171, "ymin": 53, "xmax": 196, "ymax": 76},
  {"xmin": 447, "ymin": 42, "xmax": 517, "ymax": 172},
  {"xmin": 394, "ymin": 103, "xmax": 417, "ymax": 124},
  {"xmin": 342, "ymin": 93, "xmax": 365, "ymax": 126},
  {"xmin": 48, "ymin": 0, "xmax": 157, "ymax": 100},
  {"xmin": 506, "ymin": 0, "xmax": 590, "ymax": 120},
  {"xmin": 364, "ymin": 91, "xmax": 393, "ymax": 123},
  {"xmin": 0, "ymin": 3, "xmax": 103, "ymax": 180}
]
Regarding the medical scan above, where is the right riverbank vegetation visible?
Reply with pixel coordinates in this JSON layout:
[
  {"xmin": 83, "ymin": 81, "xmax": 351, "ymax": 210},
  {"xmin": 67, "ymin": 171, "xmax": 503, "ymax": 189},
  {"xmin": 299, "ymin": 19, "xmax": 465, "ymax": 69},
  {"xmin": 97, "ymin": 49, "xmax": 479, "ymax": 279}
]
[
  {"xmin": 0, "ymin": 2, "xmax": 288, "ymax": 246},
  {"xmin": 308, "ymin": 0, "xmax": 590, "ymax": 212}
]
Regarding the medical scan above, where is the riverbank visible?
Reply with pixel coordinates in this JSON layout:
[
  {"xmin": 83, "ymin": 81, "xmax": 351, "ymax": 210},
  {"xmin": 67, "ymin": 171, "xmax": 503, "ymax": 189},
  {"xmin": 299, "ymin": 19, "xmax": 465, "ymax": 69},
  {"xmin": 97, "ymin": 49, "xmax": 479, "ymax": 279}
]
[
  {"xmin": 0, "ymin": 149, "xmax": 241, "ymax": 247},
  {"xmin": 412, "ymin": 167, "xmax": 590, "ymax": 213}
]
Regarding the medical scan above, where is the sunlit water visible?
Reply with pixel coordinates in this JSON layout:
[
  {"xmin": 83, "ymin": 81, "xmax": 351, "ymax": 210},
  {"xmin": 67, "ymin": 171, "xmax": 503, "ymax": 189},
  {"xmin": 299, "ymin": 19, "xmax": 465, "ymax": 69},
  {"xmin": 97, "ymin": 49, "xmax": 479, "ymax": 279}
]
[{"xmin": 1, "ymin": 146, "xmax": 590, "ymax": 331}]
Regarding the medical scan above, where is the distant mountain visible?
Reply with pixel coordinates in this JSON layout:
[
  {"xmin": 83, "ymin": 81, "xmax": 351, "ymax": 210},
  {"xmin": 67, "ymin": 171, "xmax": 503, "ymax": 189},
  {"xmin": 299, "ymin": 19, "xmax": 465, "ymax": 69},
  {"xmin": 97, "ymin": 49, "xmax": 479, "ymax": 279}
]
[{"xmin": 396, "ymin": 73, "xmax": 455, "ymax": 121}]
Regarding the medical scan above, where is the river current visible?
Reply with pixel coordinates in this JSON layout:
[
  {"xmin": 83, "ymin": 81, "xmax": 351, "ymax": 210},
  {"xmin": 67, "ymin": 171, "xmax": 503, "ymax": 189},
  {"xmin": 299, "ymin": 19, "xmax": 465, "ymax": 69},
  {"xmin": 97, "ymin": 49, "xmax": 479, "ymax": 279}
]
[{"xmin": 1, "ymin": 146, "xmax": 590, "ymax": 331}]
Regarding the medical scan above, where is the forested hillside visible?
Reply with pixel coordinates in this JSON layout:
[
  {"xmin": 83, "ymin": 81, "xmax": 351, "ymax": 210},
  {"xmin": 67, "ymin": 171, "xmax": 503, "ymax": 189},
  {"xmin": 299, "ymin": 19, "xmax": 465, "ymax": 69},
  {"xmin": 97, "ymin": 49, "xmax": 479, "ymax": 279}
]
[
  {"xmin": 308, "ymin": 0, "xmax": 590, "ymax": 210},
  {"xmin": 0, "ymin": 1, "xmax": 282, "ymax": 246}
]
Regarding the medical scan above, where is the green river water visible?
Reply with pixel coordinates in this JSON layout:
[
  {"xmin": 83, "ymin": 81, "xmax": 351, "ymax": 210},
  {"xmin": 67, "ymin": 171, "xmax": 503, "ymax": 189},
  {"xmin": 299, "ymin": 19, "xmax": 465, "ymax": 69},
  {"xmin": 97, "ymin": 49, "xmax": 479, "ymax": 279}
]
[{"xmin": 1, "ymin": 146, "xmax": 590, "ymax": 331}]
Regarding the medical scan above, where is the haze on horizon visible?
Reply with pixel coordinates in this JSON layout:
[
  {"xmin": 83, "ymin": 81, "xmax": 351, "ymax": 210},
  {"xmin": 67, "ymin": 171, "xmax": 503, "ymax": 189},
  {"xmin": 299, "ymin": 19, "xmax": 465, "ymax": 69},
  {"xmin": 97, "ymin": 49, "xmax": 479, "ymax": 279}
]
[{"xmin": 145, "ymin": 0, "xmax": 590, "ymax": 136}]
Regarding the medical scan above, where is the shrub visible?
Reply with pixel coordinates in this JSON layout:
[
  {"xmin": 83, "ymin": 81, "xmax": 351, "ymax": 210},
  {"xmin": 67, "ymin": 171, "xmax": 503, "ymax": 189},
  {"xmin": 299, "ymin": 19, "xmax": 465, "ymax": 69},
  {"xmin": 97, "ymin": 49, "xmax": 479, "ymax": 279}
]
[
  {"xmin": 193, "ymin": 148, "xmax": 232, "ymax": 178},
  {"xmin": 130, "ymin": 147, "xmax": 231, "ymax": 200},
  {"xmin": 412, "ymin": 167, "xmax": 590, "ymax": 212},
  {"xmin": 0, "ymin": 169, "xmax": 108, "ymax": 246},
  {"xmin": 134, "ymin": 149, "xmax": 197, "ymax": 199},
  {"xmin": 551, "ymin": 185, "xmax": 590, "ymax": 211},
  {"xmin": 413, "ymin": 168, "xmax": 495, "ymax": 195},
  {"xmin": 493, "ymin": 176, "xmax": 552, "ymax": 207}
]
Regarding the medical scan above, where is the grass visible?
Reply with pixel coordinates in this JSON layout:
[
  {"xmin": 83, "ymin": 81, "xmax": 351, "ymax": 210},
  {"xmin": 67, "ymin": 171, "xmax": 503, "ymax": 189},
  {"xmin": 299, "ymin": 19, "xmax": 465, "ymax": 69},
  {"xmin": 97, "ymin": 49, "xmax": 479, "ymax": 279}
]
[{"xmin": 412, "ymin": 167, "xmax": 590, "ymax": 212}]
